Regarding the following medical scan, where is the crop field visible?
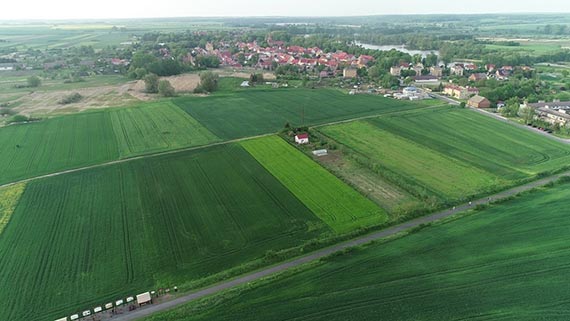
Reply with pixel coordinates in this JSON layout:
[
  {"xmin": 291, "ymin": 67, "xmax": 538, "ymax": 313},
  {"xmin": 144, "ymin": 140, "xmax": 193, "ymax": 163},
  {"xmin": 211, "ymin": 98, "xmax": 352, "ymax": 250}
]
[
  {"xmin": 318, "ymin": 107, "xmax": 570, "ymax": 202},
  {"xmin": 144, "ymin": 182, "xmax": 570, "ymax": 321},
  {"xmin": 0, "ymin": 102, "xmax": 219, "ymax": 184},
  {"xmin": 174, "ymin": 88, "xmax": 437, "ymax": 139},
  {"xmin": 241, "ymin": 136, "xmax": 386, "ymax": 233},
  {"xmin": 0, "ymin": 183, "xmax": 25, "ymax": 234},
  {"xmin": 0, "ymin": 111, "xmax": 119, "ymax": 184},
  {"xmin": 110, "ymin": 101, "xmax": 220, "ymax": 157},
  {"xmin": 369, "ymin": 107, "xmax": 570, "ymax": 179},
  {"xmin": 0, "ymin": 144, "xmax": 331, "ymax": 321},
  {"xmin": 319, "ymin": 120, "xmax": 504, "ymax": 200}
]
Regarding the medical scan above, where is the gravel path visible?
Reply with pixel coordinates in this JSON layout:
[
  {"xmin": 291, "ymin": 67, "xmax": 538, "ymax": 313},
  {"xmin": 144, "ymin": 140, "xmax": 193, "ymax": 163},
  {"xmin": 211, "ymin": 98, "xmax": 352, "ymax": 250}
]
[{"xmin": 109, "ymin": 171, "xmax": 570, "ymax": 321}]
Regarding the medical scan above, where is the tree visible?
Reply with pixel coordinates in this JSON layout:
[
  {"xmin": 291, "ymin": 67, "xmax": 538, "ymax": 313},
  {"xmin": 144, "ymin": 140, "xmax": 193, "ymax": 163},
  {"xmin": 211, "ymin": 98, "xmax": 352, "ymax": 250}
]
[
  {"xmin": 500, "ymin": 97, "xmax": 520, "ymax": 117},
  {"xmin": 198, "ymin": 71, "xmax": 219, "ymax": 93},
  {"xmin": 425, "ymin": 53, "xmax": 438, "ymax": 67},
  {"xmin": 27, "ymin": 76, "xmax": 41, "ymax": 88},
  {"xmin": 144, "ymin": 73, "xmax": 159, "ymax": 93},
  {"xmin": 158, "ymin": 80, "xmax": 175, "ymax": 97},
  {"xmin": 521, "ymin": 106, "xmax": 536, "ymax": 124}
]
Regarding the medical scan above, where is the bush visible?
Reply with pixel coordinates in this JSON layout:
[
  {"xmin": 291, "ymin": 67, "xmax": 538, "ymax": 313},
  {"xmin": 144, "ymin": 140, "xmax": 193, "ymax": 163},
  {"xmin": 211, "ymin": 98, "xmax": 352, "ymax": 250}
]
[
  {"xmin": 199, "ymin": 71, "xmax": 219, "ymax": 93},
  {"xmin": 58, "ymin": 93, "xmax": 83, "ymax": 105},
  {"xmin": 158, "ymin": 80, "xmax": 176, "ymax": 97},
  {"xmin": 144, "ymin": 73, "xmax": 159, "ymax": 93},
  {"xmin": 27, "ymin": 76, "xmax": 41, "ymax": 88},
  {"xmin": 8, "ymin": 115, "xmax": 30, "ymax": 123}
]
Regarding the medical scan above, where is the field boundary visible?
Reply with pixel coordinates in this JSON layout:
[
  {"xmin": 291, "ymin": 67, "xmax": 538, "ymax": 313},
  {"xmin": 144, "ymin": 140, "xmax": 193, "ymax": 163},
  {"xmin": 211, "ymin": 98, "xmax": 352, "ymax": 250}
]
[
  {"xmin": 0, "ymin": 105, "xmax": 444, "ymax": 189},
  {"xmin": 109, "ymin": 170, "xmax": 570, "ymax": 321}
]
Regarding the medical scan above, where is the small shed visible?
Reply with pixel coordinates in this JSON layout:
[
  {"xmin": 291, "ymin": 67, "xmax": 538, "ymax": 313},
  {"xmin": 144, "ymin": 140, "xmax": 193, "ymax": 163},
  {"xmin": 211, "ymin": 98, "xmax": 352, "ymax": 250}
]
[
  {"xmin": 126, "ymin": 296, "xmax": 134, "ymax": 303},
  {"xmin": 104, "ymin": 303, "xmax": 113, "ymax": 310},
  {"xmin": 137, "ymin": 292, "xmax": 153, "ymax": 306},
  {"xmin": 240, "ymin": 81, "xmax": 250, "ymax": 87},
  {"xmin": 294, "ymin": 133, "xmax": 309, "ymax": 145},
  {"xmin": 115, "ymin": 299, "xmax": 124, "ymax": 306},
  {"xmin": 82, "ymin": 310, "xmax": 91, "ymax": 317},
  {"xmin": 55, "ymin": 318, "xmax": 67, "ymax": 321},
  {"xmin": 70, "ymin": 315, "xmax": 79, "ymax": 321},
  {"xmin": 93, "ymin": 307, "xmax": 103, "ymax": 313},
  {"xmin": 312, "ymin": 149, "xmax": 328, "ymax": 157}
]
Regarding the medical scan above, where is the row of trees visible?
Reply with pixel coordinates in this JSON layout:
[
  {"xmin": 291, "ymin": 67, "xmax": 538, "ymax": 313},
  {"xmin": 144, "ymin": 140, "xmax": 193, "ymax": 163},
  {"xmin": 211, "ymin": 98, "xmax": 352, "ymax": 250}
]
[{"xmin": 142, "ymin": 71, "xmax": 219, "ymax": 97}]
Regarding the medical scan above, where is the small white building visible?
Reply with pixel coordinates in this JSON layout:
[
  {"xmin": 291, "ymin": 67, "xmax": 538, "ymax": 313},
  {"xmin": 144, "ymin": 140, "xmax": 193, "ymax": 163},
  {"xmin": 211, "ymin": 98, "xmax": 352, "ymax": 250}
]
[
  {"xmin": 240, "ymin": 81, "xmax": 250, "ymax": 87},
  {"xmin": 312, "ymin": 149, "xmax": 328, "ymax": 157},
  {"xmin": 294, "ymin": 133, "xmax": 309, "ymax": 145},
  {"xmin": 137, "ymin": 292, "xmax": 153, "ymax": 306}
]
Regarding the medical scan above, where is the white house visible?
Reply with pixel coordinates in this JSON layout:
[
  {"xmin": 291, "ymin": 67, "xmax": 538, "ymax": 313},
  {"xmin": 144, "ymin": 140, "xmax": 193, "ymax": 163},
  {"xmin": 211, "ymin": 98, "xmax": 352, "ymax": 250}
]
[{"xmin": 295, "ymin": 133, "xmax": 309, "ymax": 144}]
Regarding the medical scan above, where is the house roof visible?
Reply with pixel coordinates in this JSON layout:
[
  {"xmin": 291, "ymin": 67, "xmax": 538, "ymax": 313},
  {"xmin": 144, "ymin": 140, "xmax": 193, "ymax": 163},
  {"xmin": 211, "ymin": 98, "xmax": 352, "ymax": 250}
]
[
  {"xmin": 469, "ymin": 95, "xmax": 489, "ymax": 104},
  {"xmin": 529, "ymin": 101, "xmax": 570, "ymax": 109},
  {"xmin": 296, "ymin": 133, "xmax": 309, "ymax": 139}
]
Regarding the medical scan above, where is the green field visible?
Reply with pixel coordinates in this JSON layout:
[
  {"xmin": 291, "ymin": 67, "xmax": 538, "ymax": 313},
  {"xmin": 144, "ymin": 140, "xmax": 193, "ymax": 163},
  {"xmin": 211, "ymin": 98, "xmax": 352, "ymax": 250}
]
[
  {"xmin": 0, "ymin": 101, "xmax": 219, "ymax": 184},
  {"xmin": 318, "ymin": 107, "xmax": 570, "ymax": 202},
  {"xmin": 174, "ymin": 88, "xmax": 436, "ymax": 139},
  {"xmin": 143, "ymin": 182, "xmax": 570, "ymax": 321},
  {"xmin": 241, "ymin": 136, "xmax": 386, "ymax": 233},
  {"xmin": 320, "ymin": 120, "xmax": 503, "ymax": 200},
  {"xmin": 0, "ymin": 111, "xmax": 119, "ymax": 184},
  {"xmin": 0, "ymin": 183, "xmax": 25, "ymax": 234},
  {"xmin": 110, "ymin": 101, "xmax": 220, "ymax": 157},
  {"xmin": 0, "ymin": 144, "xmax": 332, "ymax": 321},
  {"xmin": 369, "ymin": 107, "xmax": 570, "ymax": 179}
]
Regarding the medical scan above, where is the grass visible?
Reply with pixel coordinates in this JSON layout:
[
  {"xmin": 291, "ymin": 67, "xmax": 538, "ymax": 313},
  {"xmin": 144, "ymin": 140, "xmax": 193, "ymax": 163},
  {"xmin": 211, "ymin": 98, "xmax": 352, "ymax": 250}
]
[
  {"xmin": 0, "ymin": 111, "xmax": 119, "ymax": 185},
  {"xmin": 142, "ymin": 182, "xmax": 570, "ymax": 321},
  {"xmin": 319, "ymin": 120, "xmax": 504, "ymax": 200},
  {"xmin": 110, "ymin": 101, "xmax": 220, "ymax": 157},
  {"xmin": 174, "ymin": 88, "xmax": 436, "ymax": 140},
  {"xmin": 0, "ymin": 101, "xmax": 219, "ymax": 184},
  {"xmin": 0, "ymin": 183, "xmax": 25, "ymax": 234},
  {"xmin": 0, "ymin": 144, "xmax": 331, "ymax": 321},
  {"xmin": 316, "ymin": 150, "xmax": 423, "ymax": 217},
  {"xmin": 241, "ymin": 136, "xmax": 386, "ymax": 233},
  {"xmin": 318, "ymin": 107, "xmax": 570, "ymax": 202},
  {"xmin": 370, "ymin": 107, "xmax": 570, "ymax": 179}
]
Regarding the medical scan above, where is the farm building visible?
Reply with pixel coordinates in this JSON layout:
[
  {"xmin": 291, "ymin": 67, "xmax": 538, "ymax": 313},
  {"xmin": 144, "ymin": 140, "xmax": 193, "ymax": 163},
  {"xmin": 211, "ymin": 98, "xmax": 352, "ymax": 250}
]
[
  {"xmin": 413, "ymin": 75, "xmax": 439, "ymax": 84},
  {"xmin": 295, "ymin": 133, "xmax": 309, "ymax": 144},
  {"xmin": 468, "ymin": 95, "xmax": 491, "ymax": 108}
]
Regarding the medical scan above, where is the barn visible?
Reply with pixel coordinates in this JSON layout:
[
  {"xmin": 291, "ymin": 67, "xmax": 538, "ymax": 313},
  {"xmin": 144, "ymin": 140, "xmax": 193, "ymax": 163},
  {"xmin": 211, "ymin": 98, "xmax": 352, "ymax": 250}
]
[
  {"xmin": 468, "ymin": 95, "xmax": 491, "ymax": 108},
  {"xmin": 294, "ymin": 133, "xmax": 309, "ymax": 144}
]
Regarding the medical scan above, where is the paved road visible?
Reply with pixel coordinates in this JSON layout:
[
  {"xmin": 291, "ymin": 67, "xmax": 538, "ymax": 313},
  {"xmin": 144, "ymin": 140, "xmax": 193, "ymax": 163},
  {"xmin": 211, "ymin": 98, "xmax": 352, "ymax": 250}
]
[
  {"xmin": 110, "ymin": 170, "xmax": 570, "ymax": 321},
  {"xmin": 427, "ymin": 92, "xmax": 460, "ymax": 105}
]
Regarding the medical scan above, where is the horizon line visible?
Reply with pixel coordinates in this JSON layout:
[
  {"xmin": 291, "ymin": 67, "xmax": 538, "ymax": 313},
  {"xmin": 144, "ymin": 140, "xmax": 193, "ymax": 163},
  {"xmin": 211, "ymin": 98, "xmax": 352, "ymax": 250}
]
[{"xmin": 0, "ymin": 12, "xmax": 568, "ymax": 22}]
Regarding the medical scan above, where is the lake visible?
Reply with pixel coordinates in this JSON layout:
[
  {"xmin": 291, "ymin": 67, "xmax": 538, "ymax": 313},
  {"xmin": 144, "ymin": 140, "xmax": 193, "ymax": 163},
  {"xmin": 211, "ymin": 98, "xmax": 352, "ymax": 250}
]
[{"xmin": 355, "ymin": 42, "xmax": 439, "ymax": 58}]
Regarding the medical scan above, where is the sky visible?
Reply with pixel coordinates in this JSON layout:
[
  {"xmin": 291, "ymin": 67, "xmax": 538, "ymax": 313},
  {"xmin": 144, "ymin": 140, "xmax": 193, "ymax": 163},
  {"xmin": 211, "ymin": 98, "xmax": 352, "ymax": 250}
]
[{"xmin": 1, "ymin": 0, "xmax": 570, "ymax": 20}]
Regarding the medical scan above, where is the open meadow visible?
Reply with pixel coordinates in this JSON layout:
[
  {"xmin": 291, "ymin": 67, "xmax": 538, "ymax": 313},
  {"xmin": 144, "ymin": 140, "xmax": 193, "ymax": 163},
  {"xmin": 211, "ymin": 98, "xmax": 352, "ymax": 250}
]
[
  {"xmin": 317, "ymin": 107, "xmax": 570, "ymax": 204},
  {"xmin": 142, "ymin": 181, "xmax": 570, "ymax": 321},
  {"xmin": 0, "ymin": 144, "xmax": 332, "ymax": 321}
]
